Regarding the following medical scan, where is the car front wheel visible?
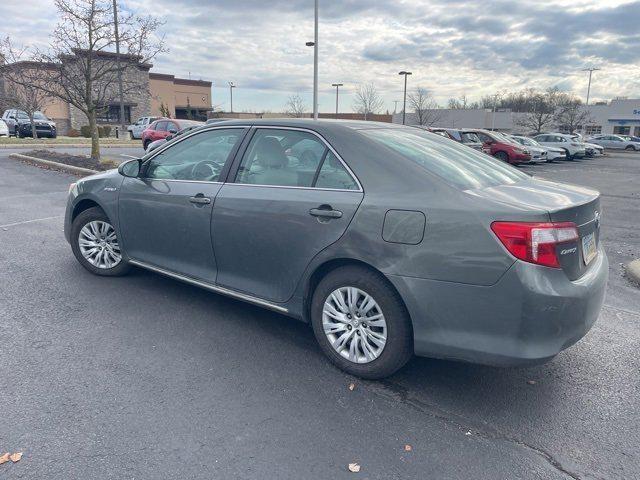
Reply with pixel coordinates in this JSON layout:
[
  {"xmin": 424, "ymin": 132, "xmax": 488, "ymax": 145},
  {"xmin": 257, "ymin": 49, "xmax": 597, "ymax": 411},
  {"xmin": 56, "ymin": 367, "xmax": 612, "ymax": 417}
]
[
  {"xmin": 71, "ymin": 207, "xmax": 131, "ymax": 276},
  {"xmin": 311, "ymin": 266, "xmax": 413, "ymax": 379}
]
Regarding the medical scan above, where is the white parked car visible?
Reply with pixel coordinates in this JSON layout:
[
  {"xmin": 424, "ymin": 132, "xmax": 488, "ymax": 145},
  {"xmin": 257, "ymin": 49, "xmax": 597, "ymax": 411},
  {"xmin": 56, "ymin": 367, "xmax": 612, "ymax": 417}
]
[
  {"xmin": 508, "ymin": 135, "xmax": 547, "ymax": 163},
  {"xmin": 511, "ymin": 135, "xmax": 566, "ymax": 161},
  {"xmin": 588, "ymin": 134, "xmax": 640, "ymax": 151},
  {"xmin": 0, "ymin": 119, "xmax": 8, "ymax": 137},
  {"xmin": 533, "ymin": 133, "xmax": 586, "ymax": 160},
  {"xmin": 127, "ymin": 116, "xmax": 160, "ymax": 140}
]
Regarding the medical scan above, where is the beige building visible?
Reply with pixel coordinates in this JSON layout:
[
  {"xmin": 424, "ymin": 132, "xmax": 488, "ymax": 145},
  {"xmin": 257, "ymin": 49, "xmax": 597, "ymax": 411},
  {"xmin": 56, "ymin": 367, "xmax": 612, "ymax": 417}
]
[{"xmin": 0, "ymin": 52, "xmax": 212, "ymax": 135}]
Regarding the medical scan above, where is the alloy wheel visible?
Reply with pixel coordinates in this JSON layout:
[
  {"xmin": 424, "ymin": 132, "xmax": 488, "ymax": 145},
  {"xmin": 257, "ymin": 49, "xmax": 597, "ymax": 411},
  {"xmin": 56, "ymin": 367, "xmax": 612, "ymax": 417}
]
[
  {"xmin": 322, "ymin": 286, "xmax": 387, "ymax": 364},
  {"xmin": 78, "ymin": 220, "xmax": 122, "ymax": 269}
]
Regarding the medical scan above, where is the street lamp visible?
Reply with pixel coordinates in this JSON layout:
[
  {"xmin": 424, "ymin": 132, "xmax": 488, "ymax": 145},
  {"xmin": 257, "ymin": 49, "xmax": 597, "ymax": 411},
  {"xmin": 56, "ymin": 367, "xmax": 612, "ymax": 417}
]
[
  {"xmin": 331, "ymin": 83, "xmax": 343, "ymax": 118},
  {"xmin": 306, "ymin": 0, "xmax": 319, "ymax": 120},
  {"xmin": 398, "ymin": 71, "xmax": 412, "ymax": 125},
  {"xmin": 582, "ymin": 67, "xmax": 600, "ymax": 105},
  {"xmin": 228, "ymin": 81, "xmax": 236, "ymax": 113}
]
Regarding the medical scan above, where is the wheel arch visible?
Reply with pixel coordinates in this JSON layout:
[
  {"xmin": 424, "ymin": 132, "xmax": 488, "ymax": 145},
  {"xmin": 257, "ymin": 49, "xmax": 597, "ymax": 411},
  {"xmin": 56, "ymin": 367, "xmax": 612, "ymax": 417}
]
[
  {"xmin": 71, "ymin": 198, "xmax": 105, "ymax": 223},
  {"xmin": 303, "ymin": 257, "xmax": 411, "ymax": 327}
]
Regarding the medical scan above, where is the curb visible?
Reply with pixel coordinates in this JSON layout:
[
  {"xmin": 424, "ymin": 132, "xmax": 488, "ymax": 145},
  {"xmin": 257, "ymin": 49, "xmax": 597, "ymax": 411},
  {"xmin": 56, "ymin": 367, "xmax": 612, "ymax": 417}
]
[
  {"xmin": 9, "ymin": 153, "xmax": 99, "ymax": 176},
  {"xmin": 0, "ymin": 143, "xmax": 139, "ymax": 149},
  {"xmin": 626, "ymin": 260, "xmax": 640, "ymax": 285}
]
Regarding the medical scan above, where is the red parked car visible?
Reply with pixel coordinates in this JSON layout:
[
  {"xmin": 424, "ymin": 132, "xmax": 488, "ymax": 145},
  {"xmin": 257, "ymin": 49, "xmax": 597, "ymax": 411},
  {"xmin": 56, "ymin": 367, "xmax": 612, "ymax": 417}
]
[
  {"xmin": 141, "ymin": 119, "xmax": 203, "ymax": 150},
  {"xmin": 467, "ymin": 129, "xmax": 531, "ymax": 164}
]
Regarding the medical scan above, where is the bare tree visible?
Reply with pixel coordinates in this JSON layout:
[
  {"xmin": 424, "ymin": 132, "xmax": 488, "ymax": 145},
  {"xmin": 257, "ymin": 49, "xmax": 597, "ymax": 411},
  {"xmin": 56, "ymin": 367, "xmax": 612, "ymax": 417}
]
[
  {"xmin": 352, "ymin": 83, "xmax": 384, "ymax": 120},
  {"xmin": 285, "ymin": 94, "xmax": 307, "ymax": 118},
  {"xmin": 554, "ymin": 95, "xmax": 594, "ymax": 133},
  {"xmin": 21, "ymin": 0, "xmax": 165, "ymax": 159},
  {"xmin": 407, "ymin": 87, "xmax": 442, "ymax": 126},
  {"xmin": 514, "ymin": 88, "xmax": 561, "ymax": 134},
  {"xmin": 0, "ymin": 37, "xmax": 52, "ymax": 138}
]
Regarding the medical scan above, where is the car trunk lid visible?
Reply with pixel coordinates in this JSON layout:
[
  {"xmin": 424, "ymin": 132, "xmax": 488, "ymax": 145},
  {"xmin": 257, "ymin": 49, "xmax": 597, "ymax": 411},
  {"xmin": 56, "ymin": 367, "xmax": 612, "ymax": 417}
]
[{"xmin": 475, "ymin": 178, "xmax": 601, "ymax": 280}]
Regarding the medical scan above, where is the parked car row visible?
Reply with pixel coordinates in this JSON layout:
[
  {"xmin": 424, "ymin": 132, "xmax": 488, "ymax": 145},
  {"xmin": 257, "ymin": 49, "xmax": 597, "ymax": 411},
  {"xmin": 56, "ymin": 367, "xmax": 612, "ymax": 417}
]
[
  {"xmin": 421, "ymin": 126, "xmax": 616, "ymax": 165},
  {"xmin": 588, "ymin": 134, "xmax": 640, "ymax": 151},
  {"xmin": 1, "ymin": 109, "xmax": 57, "ymax": 138}
]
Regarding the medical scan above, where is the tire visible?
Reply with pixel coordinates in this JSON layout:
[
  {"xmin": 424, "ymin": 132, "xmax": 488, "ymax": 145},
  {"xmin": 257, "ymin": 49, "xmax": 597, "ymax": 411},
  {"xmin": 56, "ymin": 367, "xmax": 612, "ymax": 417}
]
[
  {"xmin": 311, "ymin": 265, "xmax": 413, "ymax": 379},
  {"xmin": 143, "ymin": 139, "xmax": 151, "ymax": 150},
  {"xmin": 494, "ymin": 151, "xmax": 509, "ymax": 163},
  {"xmin": 625, "ymin": 145, "xmax": 635, "ymax": 151},
  {"xmin": 564, "ymin": 149, "xmax": 573, "ymax": 161},
  {"xmin": 70, "ymin": 206, "xmax": 131, "ymax": 277}
]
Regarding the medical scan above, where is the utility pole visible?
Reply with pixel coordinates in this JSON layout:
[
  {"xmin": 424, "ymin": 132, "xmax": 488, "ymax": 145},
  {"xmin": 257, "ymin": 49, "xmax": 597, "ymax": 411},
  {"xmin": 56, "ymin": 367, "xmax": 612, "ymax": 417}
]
[
  {"xmin": 399, "ymin": 71, "xmax": 412, "ymax": 125},
  {"xmin": 313, "ymin": 0, "xmax": 319, "ymax": 120},
  {"xmin": 491, "ymin": 93, "xmax": 500, "ymax": 131},
  {"xmin": 112, "ymin": 0, "xmax": 126, "ymax": 137},
  {"xmin": 582, "ymin": 67, "xmax": 600, "ymax": 105},
  {"xmin": 331, "ymin": 83, "xmax": 343, "ymax": 118},
  {"xmin": 229, "ymin": 82, "xmax": 235, "ymax": 113}
]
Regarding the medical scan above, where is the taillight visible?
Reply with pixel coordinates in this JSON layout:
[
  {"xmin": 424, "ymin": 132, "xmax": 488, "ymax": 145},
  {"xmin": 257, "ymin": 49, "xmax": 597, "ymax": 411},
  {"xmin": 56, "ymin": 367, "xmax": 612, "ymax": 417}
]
[{"xmin": 491, "ymin": 222, "xmax": 579, "ymax": 268}]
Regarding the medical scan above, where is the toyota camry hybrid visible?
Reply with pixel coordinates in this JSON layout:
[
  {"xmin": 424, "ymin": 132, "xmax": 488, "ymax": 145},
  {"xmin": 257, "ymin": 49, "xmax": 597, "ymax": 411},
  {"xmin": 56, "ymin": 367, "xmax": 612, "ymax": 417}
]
[{"xmin": 64, "ymin": 119, "xmax": 608, "ymax": 379}]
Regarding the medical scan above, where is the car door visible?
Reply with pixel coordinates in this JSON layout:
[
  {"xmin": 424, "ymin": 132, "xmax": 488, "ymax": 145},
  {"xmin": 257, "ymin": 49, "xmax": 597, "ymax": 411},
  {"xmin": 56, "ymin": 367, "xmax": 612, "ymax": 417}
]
[
  {"xmin": 118, "ymin": 127, "xmax": 247, "ymax": 282},
  {"xmin": 212, "ymin": 127, "xmax": 364, "ymax": 303},
  {"xmin": 609, "ymin": 136, "xmax": 624, "ymax": 149}
]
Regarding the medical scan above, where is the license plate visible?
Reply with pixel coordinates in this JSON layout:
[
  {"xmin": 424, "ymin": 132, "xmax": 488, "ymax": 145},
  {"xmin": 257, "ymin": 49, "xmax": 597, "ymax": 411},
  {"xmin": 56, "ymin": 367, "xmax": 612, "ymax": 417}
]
[{"xmin": 581, "ymin": 232, "xmax": 597, "ymax": 265}]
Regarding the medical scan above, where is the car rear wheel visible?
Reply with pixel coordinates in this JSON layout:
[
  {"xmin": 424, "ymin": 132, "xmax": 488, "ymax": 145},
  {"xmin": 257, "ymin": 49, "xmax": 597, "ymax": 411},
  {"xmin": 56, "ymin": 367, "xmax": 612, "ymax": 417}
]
[
  {"xmin": 71, "ymin": 207, "xmax": 131, "ymax": 277},
  {"xmin": 625, "ymin": 145, "xmax": 635, "ymax": 151},
  {"xmin": 564, "ymin": 149, "xmax": 573, "ymax": 160},
  {"xmin": 311, "ymin": 266, "xmax": 413, "ymax": 379},
  {"xmin": 494, "ymin": 151, "xmax": 509, "ymax": 163}
]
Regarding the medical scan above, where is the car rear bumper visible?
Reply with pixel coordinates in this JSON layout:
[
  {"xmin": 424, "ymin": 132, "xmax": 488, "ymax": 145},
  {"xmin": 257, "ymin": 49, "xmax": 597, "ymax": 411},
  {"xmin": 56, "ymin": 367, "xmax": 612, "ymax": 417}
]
[{"xmin": 387, "ymin": 248, "xmax": 608, "ymax": 366}]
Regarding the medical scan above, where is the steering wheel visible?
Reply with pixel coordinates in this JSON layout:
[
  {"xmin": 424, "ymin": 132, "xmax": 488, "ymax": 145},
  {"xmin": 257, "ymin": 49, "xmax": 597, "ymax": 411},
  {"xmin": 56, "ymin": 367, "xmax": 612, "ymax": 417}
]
[{"xmin": 191, "ymin": 160, "xmax": 221, "ymax": 181}]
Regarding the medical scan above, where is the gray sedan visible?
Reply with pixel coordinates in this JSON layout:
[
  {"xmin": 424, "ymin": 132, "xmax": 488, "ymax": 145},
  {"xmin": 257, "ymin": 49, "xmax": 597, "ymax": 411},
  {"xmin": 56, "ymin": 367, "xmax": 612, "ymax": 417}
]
[
  {"xmin": 588, "ymin": 134, "xmax": 640, "ymax": 151},
  {"xmin": 63, "ymin": 120, "xmax": 608, "ymax": 379}
]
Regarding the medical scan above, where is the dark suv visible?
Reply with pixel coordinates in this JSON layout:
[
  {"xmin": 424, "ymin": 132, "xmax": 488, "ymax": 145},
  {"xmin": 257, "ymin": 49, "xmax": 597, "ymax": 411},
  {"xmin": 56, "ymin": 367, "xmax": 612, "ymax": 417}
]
[{"xmin": 1, "ymin": 109, "xmax": 57, "ymax": 138}]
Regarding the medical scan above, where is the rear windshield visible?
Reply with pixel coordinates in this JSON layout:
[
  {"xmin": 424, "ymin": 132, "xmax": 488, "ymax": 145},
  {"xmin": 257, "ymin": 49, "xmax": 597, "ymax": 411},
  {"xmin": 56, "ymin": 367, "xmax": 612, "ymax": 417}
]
[{"xmin": 360, "ymin": 128, "xmax": 529, "ymax": 190}]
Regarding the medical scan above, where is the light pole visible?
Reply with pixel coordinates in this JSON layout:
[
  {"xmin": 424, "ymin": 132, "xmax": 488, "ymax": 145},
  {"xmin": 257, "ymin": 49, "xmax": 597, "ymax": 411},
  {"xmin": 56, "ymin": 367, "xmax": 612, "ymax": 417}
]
[
  {"xmin": 228, "ymin": 81, "xmax": 236, "ymax": 113},
  {"xmin": 331, "ymin": 83, "xmax": 343, "ymax": 118},
  {"xmin": 582, "ymin": 67, "xmax": 600, "ymax": 105},
  {"xmin": 305, "ymin": 0, "xmax": 319, "ymax": 119},
  {"xmin": 491, "ymin": 93, "xmax": 500, "ymax": 131},
  {"xmin": 399, "ymin": 71, "xmax": 412, "ymax": 125}
]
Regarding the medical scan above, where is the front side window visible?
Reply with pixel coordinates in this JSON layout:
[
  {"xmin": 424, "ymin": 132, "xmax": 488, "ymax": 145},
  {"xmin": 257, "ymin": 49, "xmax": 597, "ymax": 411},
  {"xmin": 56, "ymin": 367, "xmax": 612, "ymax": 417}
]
[
  {"xmin": 145, "ymin": 128, "xmax": 243, "ymax": 182},
  {"xmin": 360, "ymin": 128, "xmax": 529, "ymax": 190}
]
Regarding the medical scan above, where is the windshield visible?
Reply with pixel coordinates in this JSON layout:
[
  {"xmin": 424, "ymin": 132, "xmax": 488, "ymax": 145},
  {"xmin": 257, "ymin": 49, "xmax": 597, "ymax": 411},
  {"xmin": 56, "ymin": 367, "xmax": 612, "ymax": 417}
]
[
  {"xmin": 460, "ymin": 132, "xmax": 480, "ymax": 143},
  {"xmin": 15, "ymin": 111, "xmax": 48, "ymax": 120},
  {"xmin": 360, "ymin": 128, "xmax": 529, "ymax": 190}
]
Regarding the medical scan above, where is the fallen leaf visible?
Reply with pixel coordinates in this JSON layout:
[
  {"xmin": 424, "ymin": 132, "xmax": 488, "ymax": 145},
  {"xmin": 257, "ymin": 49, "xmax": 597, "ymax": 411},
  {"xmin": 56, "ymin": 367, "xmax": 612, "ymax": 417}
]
[
  {"xmin": 465, "ymin": 430, "xmax": 472, "ymax": 436},
  {"xmin": 527, "ymin": 380, "xmax": 537, "ymax": 385},
  {"xmin": 348, "ymin": 383, "xmax": 355, "ymax": 391},
  {"xmin": 404, "ymin": 444, "xmax": 412, "ymax": 451},
  {"xmin": 0, "ymin": 453, "xmax": 10, "ymax": 465},
  {"xmin": 348, "ymin": 462, "xmax": 361, "ymax": 473},
  {"xmin": 9, "ymin": 453, "xmax": 22, "ymax": 463}
]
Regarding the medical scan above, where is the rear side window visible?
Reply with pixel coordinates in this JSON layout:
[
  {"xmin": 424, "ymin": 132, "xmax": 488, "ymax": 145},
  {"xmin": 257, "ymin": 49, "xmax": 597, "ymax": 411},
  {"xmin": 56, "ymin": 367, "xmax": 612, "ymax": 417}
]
[
  {"xmin": 315, "ymin": 151, "xmax": 359, "ymax": 190},
  {"xmin": 360, "ymin": 128, "xmax": 529, "ymax": 190},
  {"xmin": 234, "ymin": 129, "xmax": 359, "ymax": 190}
]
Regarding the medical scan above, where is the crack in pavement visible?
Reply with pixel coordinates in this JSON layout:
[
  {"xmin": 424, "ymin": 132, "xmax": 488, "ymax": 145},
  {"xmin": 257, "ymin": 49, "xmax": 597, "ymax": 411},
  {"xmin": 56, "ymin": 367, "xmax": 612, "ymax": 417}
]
[{"xmin": 364, "ymin": 379, "xmax": 583, "ymax": 480}]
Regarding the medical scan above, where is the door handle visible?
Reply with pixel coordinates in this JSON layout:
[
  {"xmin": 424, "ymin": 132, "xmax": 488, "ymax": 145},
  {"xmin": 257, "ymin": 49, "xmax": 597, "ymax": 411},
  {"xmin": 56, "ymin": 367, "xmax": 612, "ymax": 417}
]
[
  {"xmin": 309, "ymin": 206, "xmax": 343, "ymax": 219},
  {"xmin": 189, "ymin": 195, "xmax": 211, "ymax": 205}
]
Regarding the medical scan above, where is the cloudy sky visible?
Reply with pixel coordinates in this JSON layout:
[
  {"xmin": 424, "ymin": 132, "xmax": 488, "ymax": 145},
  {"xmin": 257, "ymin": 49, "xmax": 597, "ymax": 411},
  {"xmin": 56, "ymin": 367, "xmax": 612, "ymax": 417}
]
[{"xmin": 2, "ymin": 0, "xmax": 639, "ymax": 113}]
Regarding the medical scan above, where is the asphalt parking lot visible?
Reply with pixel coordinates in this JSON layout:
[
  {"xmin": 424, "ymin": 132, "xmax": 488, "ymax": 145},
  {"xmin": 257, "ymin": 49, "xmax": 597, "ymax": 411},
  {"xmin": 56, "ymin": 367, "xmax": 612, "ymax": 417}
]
[{"xmin": 0, "ymin": 151, "xmax": 638, "ymax": 479}]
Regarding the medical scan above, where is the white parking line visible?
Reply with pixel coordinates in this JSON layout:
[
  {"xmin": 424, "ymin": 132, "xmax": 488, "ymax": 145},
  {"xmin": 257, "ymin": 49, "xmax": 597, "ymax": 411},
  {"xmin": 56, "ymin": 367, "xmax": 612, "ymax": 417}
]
[{"xmin": 0, "ymin": 215, "xmax": 63, "ymax": 229}]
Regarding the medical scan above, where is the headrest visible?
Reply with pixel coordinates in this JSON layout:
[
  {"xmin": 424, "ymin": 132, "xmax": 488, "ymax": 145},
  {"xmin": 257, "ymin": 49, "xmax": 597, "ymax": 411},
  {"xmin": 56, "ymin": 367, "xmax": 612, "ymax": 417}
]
[{"xmin": 256, "ymin": 137, "xmax": 288, "ymax": 168}]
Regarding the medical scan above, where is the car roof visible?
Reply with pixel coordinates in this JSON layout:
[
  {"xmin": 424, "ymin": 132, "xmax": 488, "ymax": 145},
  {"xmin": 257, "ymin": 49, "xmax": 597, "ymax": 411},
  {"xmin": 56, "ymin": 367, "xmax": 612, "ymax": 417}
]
[{"xmin": 199, "ymin": 118, "xmax": 401, "ymax": 132}]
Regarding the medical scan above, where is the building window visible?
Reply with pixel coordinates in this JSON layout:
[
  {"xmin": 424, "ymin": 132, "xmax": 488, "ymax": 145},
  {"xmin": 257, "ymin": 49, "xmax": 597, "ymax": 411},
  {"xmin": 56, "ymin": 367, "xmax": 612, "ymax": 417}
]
[
  {"xmin": 584, "ymin": 125, "xmax": 602, "ymax": 136},
  {"xmin": 613, "ymin": 126, "xmax": 631, "ymax": 135},
  {"xmin": 96, "ymin": 105, "xmax": 131, "ymax": 124}
]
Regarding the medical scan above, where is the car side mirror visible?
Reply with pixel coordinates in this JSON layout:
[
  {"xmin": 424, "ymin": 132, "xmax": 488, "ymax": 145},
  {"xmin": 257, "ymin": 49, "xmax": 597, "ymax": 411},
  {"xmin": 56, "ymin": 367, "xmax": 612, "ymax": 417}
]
[
  {"xmin": 168, "ymin": 128, "xmax": 178, "ymax": 134},
  {"xmin": 118, "ymin": 158, "xmax": 142, "ymax": 178}
]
